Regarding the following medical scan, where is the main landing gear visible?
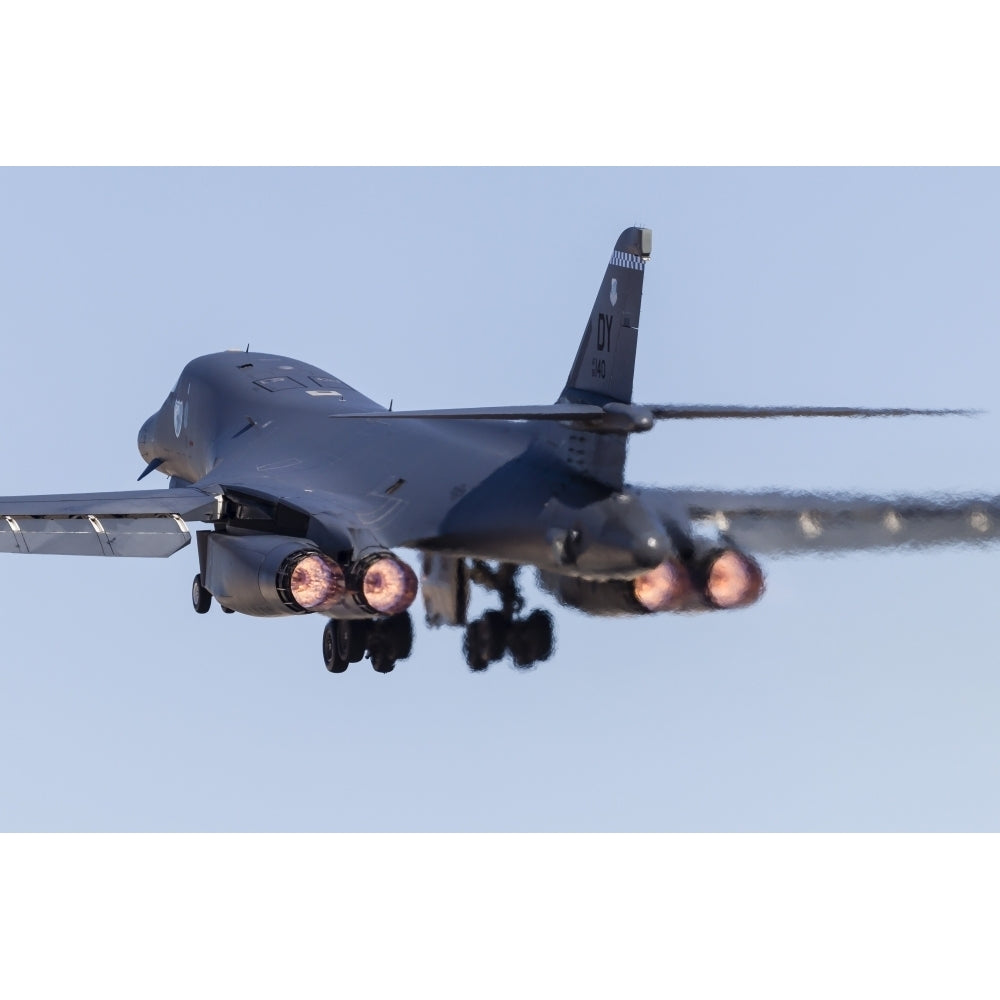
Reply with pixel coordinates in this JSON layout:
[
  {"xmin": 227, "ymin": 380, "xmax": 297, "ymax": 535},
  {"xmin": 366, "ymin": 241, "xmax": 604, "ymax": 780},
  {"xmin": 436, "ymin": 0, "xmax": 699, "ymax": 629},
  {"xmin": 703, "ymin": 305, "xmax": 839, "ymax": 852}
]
[
  {"xmin": 192, "ymin": 571, "xmax": 413, "ymax": 675},
  {"xmin": 462, "ymin": 562, "xmax": 554, "ymax": 672},
  {"xmin": 322, "ymin": 612, "xmax": 414, "ymax": 675}
]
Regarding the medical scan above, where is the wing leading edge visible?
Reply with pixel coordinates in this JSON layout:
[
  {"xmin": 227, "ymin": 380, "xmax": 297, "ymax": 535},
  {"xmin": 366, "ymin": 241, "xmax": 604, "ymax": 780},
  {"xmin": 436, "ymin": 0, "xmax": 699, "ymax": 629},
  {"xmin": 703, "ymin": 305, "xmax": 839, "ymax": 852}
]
[{"xmin": 0, "ymin": 486, "xmax": 221, "ymax": 557}]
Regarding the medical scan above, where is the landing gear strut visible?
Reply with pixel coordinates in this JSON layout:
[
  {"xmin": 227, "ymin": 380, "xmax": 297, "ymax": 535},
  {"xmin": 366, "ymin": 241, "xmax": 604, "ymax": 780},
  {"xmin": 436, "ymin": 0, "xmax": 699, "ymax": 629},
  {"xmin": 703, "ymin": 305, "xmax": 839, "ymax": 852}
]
[
  {"xmin": 461, "ymin": 562, "xmax": 554, "ymax": 672},
  {"xmin": 322, "ymin": 612, "xmax": 413, "ymax": 675}
]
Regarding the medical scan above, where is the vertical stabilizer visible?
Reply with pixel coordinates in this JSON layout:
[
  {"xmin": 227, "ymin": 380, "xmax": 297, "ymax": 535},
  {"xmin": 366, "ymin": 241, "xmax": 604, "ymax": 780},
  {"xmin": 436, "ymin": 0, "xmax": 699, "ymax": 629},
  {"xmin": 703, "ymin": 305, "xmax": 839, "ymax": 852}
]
[
  {"xmin": 552, "ymin": 227, "xmax": 652, "ymax": 489},
  {"xmin": 560, "ymin": 226, "xmax": 652, "ymax": 405}
]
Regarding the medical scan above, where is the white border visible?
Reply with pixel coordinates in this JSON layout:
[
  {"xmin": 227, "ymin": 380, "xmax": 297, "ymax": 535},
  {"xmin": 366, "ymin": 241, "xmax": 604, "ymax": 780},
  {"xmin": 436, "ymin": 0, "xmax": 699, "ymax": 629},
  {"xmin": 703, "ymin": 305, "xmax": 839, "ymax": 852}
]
[
  {"xmin": 2, "ymin": 834, "xmax": 997, "ymax": 997},
  {"xmin": 2, "ymin": 2, "xmax": 999, "ymax": 164}
]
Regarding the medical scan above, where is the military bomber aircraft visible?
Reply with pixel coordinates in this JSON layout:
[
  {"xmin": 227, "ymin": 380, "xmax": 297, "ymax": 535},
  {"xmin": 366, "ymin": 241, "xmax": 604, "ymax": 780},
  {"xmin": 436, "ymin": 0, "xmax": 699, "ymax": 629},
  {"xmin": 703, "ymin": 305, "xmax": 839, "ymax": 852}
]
[{"xmin": 2, "ymin": 227, "xmax": 997, "ymax": 673}]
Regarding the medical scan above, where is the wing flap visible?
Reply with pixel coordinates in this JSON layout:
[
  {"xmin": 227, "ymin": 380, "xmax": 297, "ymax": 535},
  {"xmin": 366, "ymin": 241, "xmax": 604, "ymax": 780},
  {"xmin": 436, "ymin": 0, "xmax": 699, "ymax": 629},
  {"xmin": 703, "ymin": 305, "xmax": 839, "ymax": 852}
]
[
  {"xmin": 0, "ymin": 486, "xmax": 221, "ymax": 557},
  {"xmin": 1, "ymin": 514, "xmax": 192, "ymax": 557}
]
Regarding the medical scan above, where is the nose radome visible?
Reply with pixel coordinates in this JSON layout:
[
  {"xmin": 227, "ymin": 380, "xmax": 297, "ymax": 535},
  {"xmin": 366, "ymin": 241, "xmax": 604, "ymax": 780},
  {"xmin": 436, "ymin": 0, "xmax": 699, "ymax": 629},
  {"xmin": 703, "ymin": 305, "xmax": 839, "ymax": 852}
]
[{"xmin": 137, "ymin": 415, "xmax": 157, "ymax": 462}]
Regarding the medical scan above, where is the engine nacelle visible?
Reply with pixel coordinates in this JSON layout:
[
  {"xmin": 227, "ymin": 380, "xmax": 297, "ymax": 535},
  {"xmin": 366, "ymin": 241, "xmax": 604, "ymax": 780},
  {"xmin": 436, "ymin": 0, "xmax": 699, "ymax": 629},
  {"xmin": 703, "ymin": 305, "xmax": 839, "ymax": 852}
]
[
  {"xmin": 203, "ymin": 533, "xmax": 347, "ymax": 618},
  {"xmin": 697, "ymin": 547, "xmax": 765, "ymax": 609},
  {"xmin": 201, "ymin": 533, "xmax": 420, "ymax": 619},
  {"xmin": 538, "ymin": 558, "xmax": 695, "ymax": 617},
  {"xmin": 538, "ymin": 547, "xmax": 765, "ymax": 617},
  {"xmin": 350, "ymin": 552, "xmax": 419, "ymax": 616}
]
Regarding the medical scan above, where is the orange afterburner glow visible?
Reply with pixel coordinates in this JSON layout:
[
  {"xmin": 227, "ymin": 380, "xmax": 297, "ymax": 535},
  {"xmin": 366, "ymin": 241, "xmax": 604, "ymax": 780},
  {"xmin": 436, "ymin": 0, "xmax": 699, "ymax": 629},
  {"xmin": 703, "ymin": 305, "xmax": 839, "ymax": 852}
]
[
  {"xmin": 361, "ymin": 556, "xmax": 419, "ymax": 614},
  {"xmin": 633, "ymin": 559, "xmax": 692, "ymax": 612},
  {"xmin": 704, "ymin": 549, "xmax": 765, "ymax": 609},
  {"xmin": 289, "ymin": 553, "xmax": 346, "ymax": 611}
]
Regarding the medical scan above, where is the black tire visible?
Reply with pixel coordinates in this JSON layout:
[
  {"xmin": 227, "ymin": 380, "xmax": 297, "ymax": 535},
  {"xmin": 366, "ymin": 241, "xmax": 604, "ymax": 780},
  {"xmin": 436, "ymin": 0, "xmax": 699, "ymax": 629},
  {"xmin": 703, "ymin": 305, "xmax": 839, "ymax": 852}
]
[
  {"xmin": 506, "ymin": 621, "xmax": 535, "ymax": 669},
  {"xmin": 337, "ymin": 619, "xmax": 370, "ymax": 663},
  {"xmin": 507, "ymin": 609, "xmax": 554, "ymax": 668},
  {"xmin": 525, "ymin": 609, "xmax": 554, "ymax": 662},
  {"xmin": 381, "ymin": 612, "xmax": 414, "ymax": 660},
  {"xmin": 463, "ymin": 622, "xmax": 491, "ymax": 671},
  {"xmin": 482, "ymin": 610, "xmax": 508, "ymax": 662},
  {"xmin": 370, "ymin": 643, "xmax": 396, "ymax": 673},
  {"xmin": 192, "ymin": 574, "xmax": 212, "ymax": 614},
  {"xmin": 323, "ymin": 620, "xmax": 349, "ymax": 673}
]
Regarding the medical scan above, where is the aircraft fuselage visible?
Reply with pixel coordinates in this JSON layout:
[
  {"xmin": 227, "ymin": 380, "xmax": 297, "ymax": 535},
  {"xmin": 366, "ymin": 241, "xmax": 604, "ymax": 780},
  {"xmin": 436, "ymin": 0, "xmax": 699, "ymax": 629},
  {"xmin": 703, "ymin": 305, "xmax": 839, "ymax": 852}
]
[{"xmin": 138, "ymin": 351, "xmax": 672, "ymax": 579}]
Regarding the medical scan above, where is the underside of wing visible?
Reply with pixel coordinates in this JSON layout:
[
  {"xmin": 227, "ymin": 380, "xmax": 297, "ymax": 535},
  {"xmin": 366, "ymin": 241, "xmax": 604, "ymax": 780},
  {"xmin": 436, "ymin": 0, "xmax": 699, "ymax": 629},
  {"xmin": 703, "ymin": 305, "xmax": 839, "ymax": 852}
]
[
  {"xmin": 643, "ymin": 487, "xmax": 1000, "ymax": 557},
  {"xmin": 0, "ymin": 486, "xmax": 222, "ymax": 557}
]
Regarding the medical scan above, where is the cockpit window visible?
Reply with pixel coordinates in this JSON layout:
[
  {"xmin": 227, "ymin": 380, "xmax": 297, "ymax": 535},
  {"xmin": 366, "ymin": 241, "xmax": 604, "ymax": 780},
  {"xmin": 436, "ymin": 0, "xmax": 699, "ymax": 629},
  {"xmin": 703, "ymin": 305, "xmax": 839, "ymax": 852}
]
[{"xmin": 254, "ymin": 377, "xmax": 306, "ymax": 391}]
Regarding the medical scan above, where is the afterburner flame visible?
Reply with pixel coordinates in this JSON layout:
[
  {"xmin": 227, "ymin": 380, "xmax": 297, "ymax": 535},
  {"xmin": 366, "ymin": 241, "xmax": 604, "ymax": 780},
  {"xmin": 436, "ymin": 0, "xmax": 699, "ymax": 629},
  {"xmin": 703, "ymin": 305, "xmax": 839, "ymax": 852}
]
[
  {"xmin": 704, "ymin": 549, "xmax": 764, "ymax": 609},
  {"xmin": 633, "ymin": 559, "xmax": 691, "ymax": 612},
  {"xmin": 361, "ymin": 556, "xmax": 418, "ymax": 614},
  {"xmin": 289, "ymin": 553, "xmax": 346, "ymax": 611}
]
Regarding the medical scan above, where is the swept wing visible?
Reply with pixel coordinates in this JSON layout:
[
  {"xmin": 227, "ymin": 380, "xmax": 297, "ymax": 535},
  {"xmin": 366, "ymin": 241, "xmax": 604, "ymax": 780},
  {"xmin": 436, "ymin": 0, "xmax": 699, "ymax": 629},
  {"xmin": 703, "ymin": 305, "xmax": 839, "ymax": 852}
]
[
  {"xmin": 0, "ymin": 487, "xmax": 221, "ymax": 557},
  {"xmin": 641, "ymin": 487, "xmax": 1000, "ymax": 557}
]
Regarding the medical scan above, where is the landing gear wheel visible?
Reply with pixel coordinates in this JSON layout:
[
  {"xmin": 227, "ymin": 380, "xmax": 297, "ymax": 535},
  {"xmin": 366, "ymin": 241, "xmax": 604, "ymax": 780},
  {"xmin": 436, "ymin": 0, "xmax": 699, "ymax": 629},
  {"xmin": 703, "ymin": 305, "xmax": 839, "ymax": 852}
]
[
  {"xmin": 322, "ymin": 620, "xmax": 349, "ymax": 673},
  {"xmin": 506, "ymin": 622, "xmax": 533, "ymax": 669},
  {"xmin": 365, "ymin": 613, "xmax": 413, "ymax": 674},
  {"xmin": 337, "ymin": 619, "xmax": 369, "ymax": 663},
  {"xmin": 525, "ymin": 609, "xmax": 554, "ymax": 662},
  {"xmin": 369, "ymin": 643, "xmax": 396, "ymax": 673},
  {"xmin": 191, "ymin": 574, "xmax": 212, "ymax": 614},
  {"xmin": 462, "ymin": 612, "xmax": 507, "ymax": 671},
  {"xmin": 481, "ymin": 610, "xmax": 508, "ymax": 661},
  {"xmin": 507, "ymin": 610, "xmax": 554, "ymax": 669},
  {"xmin": 380, "ymin": 612, "xmax": 414, "ymax": 659},
  {"xmin": 462, "ymin": 561, "xmax": 560, "ymax": 670},
  {"xmin": 463, "ymin": 624, "xmax": 491, "ymax": 672}
]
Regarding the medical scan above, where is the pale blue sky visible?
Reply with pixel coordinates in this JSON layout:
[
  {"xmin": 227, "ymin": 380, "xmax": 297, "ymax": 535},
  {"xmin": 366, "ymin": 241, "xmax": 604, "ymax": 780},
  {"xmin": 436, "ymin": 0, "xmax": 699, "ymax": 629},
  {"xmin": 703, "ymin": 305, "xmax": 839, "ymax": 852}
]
[{"xmin": 2, "ymin": 168, "xmax": 1000, "ymax": 831}]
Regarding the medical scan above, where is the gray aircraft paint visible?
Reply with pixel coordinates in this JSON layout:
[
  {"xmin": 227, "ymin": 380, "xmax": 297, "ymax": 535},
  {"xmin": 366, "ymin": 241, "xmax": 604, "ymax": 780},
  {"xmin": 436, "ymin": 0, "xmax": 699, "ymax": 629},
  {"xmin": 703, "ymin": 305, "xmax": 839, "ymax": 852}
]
[
  {"xmin": 561, "ymin": 226, "xmax": 651, "ymax": 406},
  {"xmin": 0, "ymin": 226, "xmax": 995, "ymax": 670}
]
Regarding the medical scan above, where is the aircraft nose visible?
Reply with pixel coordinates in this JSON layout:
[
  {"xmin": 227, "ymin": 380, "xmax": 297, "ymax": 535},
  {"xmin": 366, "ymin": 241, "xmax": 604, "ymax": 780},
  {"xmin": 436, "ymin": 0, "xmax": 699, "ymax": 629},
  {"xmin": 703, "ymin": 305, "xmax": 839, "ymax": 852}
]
[{"xmin": 137, "ymin": 415, "xmax": 157, "ymax": 462}]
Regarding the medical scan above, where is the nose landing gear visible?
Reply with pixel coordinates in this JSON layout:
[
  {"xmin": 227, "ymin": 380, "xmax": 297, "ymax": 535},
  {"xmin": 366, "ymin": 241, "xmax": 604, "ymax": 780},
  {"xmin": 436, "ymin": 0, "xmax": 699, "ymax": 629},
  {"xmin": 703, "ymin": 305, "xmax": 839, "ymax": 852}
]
[{"xmin": 191, "ymin": 574, "xmax": 213, "ymax": 614}]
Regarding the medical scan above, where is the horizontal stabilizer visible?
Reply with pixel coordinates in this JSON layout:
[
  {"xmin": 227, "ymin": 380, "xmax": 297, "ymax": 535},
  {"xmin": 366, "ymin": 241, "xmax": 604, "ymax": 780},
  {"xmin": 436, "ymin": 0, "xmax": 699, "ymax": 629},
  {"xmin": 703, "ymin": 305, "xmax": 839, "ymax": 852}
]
[
  {"xmin": 647, "ymin": 404, "xmax": 976, "ymax": 420},
  {"xmin": 331, "ymin": 405, "xmax": 611, "ymax": 422},
  {"xmin": 330, "ymin": 402, "xmax": 974, "ymax": 434}
]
